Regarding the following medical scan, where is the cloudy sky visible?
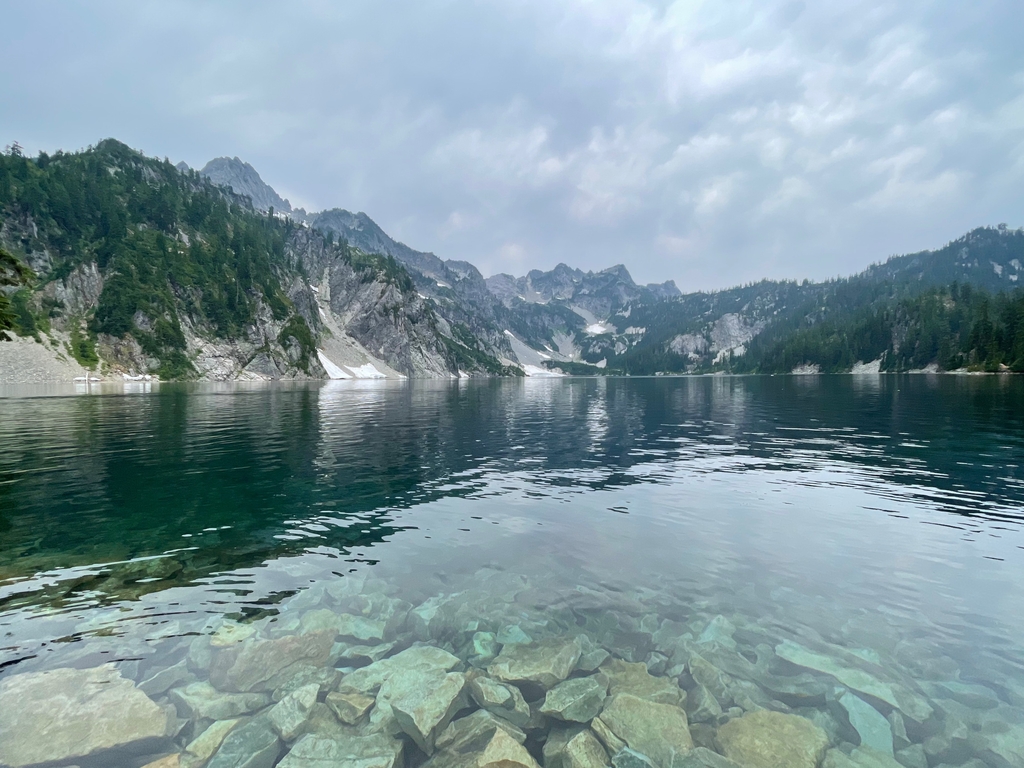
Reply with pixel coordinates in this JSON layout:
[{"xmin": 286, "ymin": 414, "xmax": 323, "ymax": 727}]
[{"xmin": 4, "ymin": 1, "xmax": 1023, "ymax": 290}]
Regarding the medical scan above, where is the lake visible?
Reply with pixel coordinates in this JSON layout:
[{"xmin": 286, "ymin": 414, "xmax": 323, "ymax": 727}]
[{"xmin": 0, "ymin": 376, "xmax": 1022, "ymax": 768}]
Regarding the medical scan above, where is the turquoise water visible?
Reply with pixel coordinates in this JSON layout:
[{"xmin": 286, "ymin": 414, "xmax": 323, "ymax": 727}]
[{"xmin": 0, "ymin": 377, "xmax": 1022, "ymax": 768}]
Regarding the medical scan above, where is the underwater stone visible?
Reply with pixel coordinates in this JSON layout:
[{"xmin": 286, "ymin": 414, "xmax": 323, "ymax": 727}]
[
  {"xmin": 563, "ymin": 728, "xmax": 611, "ymax": 768},
  {"xmin": 390, "ymin": 670, "xmax": 467, "ymax": 753},
  {"xmin": 596, "ymin": 693, "xmax": 694, "ymax": 768},
  {"xmin": 489, "ymin": 636, "xmax": 582, "ymax": 690},
  {"xmin": 268, "ymin": 683, "xmax": 319, "ymax": 741},
  {"xmin": 775, "ymin": 640, "xmax": 933, "ymax": 724},
  {"xmin": 612, "ymin": 747, "xmax": 656, "ymax": 768},
  {"xmin": 427, "ymin": 726, "xmax": 540, "ymax": 768},
  {"xmin": 598, "ymin": 658, "xmax": 685, "ymax": 707},
  {"xmin": 686, "ymin": 653, "xmax": 732, "ymax": 708},
  {"xmin": 696, "ymin": 616, "xmax": 737, "ymax": 650},
  {"xmin": 498, "ymin": 624, "xmax": 535, "ymax": 645},
  {"xmin": 170, "ymin": 682, "xmax": 271, "ymax": 721},
  {"xmin": 717, "ymin": 710, "xmax": 829, "ymax": 768},
  {"xmin": 206, "ymin": 718, "xmax": 281, "ymax": 768},
  {"xmin": 272, "ymin": 664, "xmax": 341, "ymax": 702},
  {"xmin": 685, "ymin": 682, "xmax": 723, "ymax": 724},
  {"xmin": 469, "ymin": 631, "xmax": 501, "ymax": 667},
  {"xmin": 209, "ymin": 631, "xmax": 335, "ymax": 693},
  {"xmin": 469, "ymin": 675, "xmax": 532, "ymax": 727},
  {"xmin": 140, "ymin": 659, "xmax": 192, "ymax": 697},
  {"xmin": 675, "ymin": 747, "xmax": 745, "ymax": 768},
  {"xmin": 436, "ymin": 709, "xmax": 528, "ymax": 752},
  {"xmin": 834, "ymin": 689, "xmax": 893, "ymax": 755},
  {"xmin": 541, "ymin": 676, "xmax": 609, "ymax": 723},
  {"xmin": 592, "ymin": 715, "xmax": 628, "ymax": 754},
  {"xmin": 893, "ymin": 745, "xmax": 928, "ymax": 768},
  {"xmin": 544, "ymin": 725, "xmax": 586, "ymax": 767},
  {"xmin": 277, "ymin": 733, "xmax": 403, "ymax": 768},
  {"xmin": 887, "ymin": 711, "xmax": 910, "ymax": 751},
  {"xmin": 325, "ymin": 691, "xmax": 375, "ymax": 725},
  {"xmin": 0, "ymin": 665, "xmax": 175, "ymax": 768},
  {"xmin": 645, "ymin": 653, "xmax": 669, "ymax": 676},
  {"xmin": 822, "ymin": 747, "xmax": 905, "ymax": 768},
  {"xmin": 181, "ymin": 719, "xmax": 240, "ymax": 768}
]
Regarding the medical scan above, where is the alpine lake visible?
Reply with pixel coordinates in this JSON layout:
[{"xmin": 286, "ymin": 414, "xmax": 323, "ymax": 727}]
[{"xmin": 1, "ymin": 375, "xmax": 1023, "ymax": 768}]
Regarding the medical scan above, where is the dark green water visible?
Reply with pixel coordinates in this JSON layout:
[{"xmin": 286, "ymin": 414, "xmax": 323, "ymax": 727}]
[{"xmin": 1, "ymin": 376, "xmax": 1023, "ymax": 768}]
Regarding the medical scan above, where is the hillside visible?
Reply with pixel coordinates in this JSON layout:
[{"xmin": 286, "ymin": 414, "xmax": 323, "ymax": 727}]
[{"xmin": 0, "ymin": 141, "xmax": 516, "ymax": 381}]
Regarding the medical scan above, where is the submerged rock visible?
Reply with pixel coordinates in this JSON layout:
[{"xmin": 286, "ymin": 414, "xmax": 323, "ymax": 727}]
[
  {"xmin": 181, "ymin": 719, "xmax": 240, "ymax": 768},
  {"xmin": 206, "ymin": 717, "xmax": 281, "ymax": 768},
  {"xmin": 611, "ymin": 747, "xmax": 657, "ymax": 768},
  {"xmin": 170, "ymin": 682, "xmax": 271, "ymax": 721},
  {"xmin": 268, "ymin": 682, "xmax": 319, "ymax": 741},
  {"xmin": 209, "ymin": 630, "xmax": 335, "ymax": 692},
  {"xmin": 428, "ymin": 726, "xmax": 540, "ymax": 768},
  {"xmin": 436, "ymin": 709, "xmax": 528, "ymax": 752},
  {"xmin": 833, "ymin": 689, "xmax": 894, "ymax": 755},
  {"xmin": 685, "ymin": 683, "xmax": 723, "ymax": 724},
  {"xmin": 716, "ymin": 710, "xmax": 829, "ymax": 768},
  {"xmin": 823, "ymin": 747, "xmax": 904, "ymax": 768},
  {"xmin": 0, "ymin": 665, "xmax": 175, "ymax": 768},
  {"xmin": 489, "ymin": 636, "xmax": 582, "ymax": 690},
  {"xmin": 326, "ymin": 691, "xmax": 376, "ymax": 725},
  {"xmin": 596, "ymin": 693, "xmax": 694, "ymax": 768},
  {"xmin": 541, "ymin": 675, "xmax": 609, "ymax": 722},
  {"xmin": 277, "ymin": 732, "xmax": 403, "ymax": 768},
  {"xmin": 775, "ymin": 640, "xmax": 933, "ymax": 724},
  {"xmin": 390, "ymin": 670, "xmax": 467, "ymax": 753},
  {"xmin": 598, "ymin": 658, "xmax": 685, "ymax": 707},
  {"xmin": 675, "ymin": 746, "xmax": 745, "ymax": 768},
  {"xmin": 563, "ymin": 728, "xmax": 612, "ymax": 768},
  {"xmin": 469, "ymin": 674, "xmax": 532, "ymax": 727}
]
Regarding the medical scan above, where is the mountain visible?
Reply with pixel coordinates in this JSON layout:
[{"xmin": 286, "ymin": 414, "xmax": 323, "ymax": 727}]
[
  {"xmin": 199, "ymin": 157, "xmax": 294, "ymax": 215},
  {"xmin": 0, "ymin": 140, "xmax": 517, "ymax": 381},
  {"xmin": 3, "ymin": 139, "xmax": 1021, "ymax": 382}
]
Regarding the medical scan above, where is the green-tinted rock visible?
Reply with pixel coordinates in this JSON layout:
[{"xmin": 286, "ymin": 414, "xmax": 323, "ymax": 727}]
[
  {"xmin": 894, "ymin": 745, "xmax": 928, "ymax": 768},
  {"xmin": 716, "ymin": 710, "xmax": 828, "ymax": 768},
  {"xmin": 268, "ymin": 683, "xmax": 319, "ymax": 741},
  {"xmin": 277, "ymin": 732, "xmax": 402, "ymax": 768},
  {"xmin": 596, "ymin": 693, "xmax": 693, "ymax": 768},
  {"xmin": 490, "ymin": 637, "xmax": 582, "ymax": 690},
  {"xmin": 675, "ymin": 747, "xmax": 745, "ymax": 768},
  {"xmin": 390, "ymin": 670, "xmax": 466, "ymax": 754},
  {"xmin": 206, "ymin": 718, "xmax": 281, "ymax": 768},
  {"xmin": 209, "ymin": 631, "xmax": 335, "ymax": 693},
  {"xmin": 823, "ymin": 747, "xmax": 905, "ymax": 768},
  {"xmin": 834, "ymin": 689, "xmax": 893, "ymax": 755},
  {"xmin": 612, "ymin": 748, "xmax": 656, "ymax": 768},
  {"xmin": 325, "ymin": 691, "xmax": 375, "ymax": 725},
  {"xmin": 170, "ymin": 682, "xmax": 270, "ymax": 721},
  {"xmin": 541, "ymin": 676, "xmax": 608, "ymax": 723},
  {"xmin": 598, "ymin": 659, "xmax": 685, "ymax": 706},
  {"xmin": 563, "ymin": 728, "xmax": 611, "ymax": 768}
]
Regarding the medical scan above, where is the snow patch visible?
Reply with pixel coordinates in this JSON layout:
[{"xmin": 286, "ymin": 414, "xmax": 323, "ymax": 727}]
[
  {"xmin": 1011, "ymin": 259, "xmax": 1021, "ymax": 271},
  {"xmin": 993, "ymin": 261, "xmax": 1004, "ymax": 276},
  {"xmin": 347, "ymin": 363, "xmax": 387, "ymax": 379},
  {"xmin": 317, "ymin": 350, "xmax": 352, "ymax": 379},
  {"xmin": 851, "ymin": 359, "xmax": 882, "ymax": 374},
  {"xmin": 791, "ymin": 364, "xmax": 821, "ymax": 375},
  {"xmin": 522, "ymin": 364, "xmax": 565, "ymax": 377},
  {"xmin": 586, "ymin": 323, "xmax": 612, "ymax": 335}
]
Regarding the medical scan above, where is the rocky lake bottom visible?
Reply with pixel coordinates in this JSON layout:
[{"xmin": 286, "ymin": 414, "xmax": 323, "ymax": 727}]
[{"xmin": 0, "ymin": 377, "xmax": 1022, "ymax": 768}]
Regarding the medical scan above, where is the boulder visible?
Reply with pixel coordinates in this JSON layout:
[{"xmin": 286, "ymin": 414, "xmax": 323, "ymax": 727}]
[
  {"xmin": 833, "ymin": 689, "xmax": 893, "ymax": 755},
  {"xmin": 598, "ymin": 659, "xmax": 684, "ymax": 707},
  {"xmin": 716, "ymin": 710, "xmax": 829, "ymax": 768},
  {"xmin": 563, "ymin": 729, "xmax": 612, "ymax": 768},
  {"xmin": 338, "ymin": 644, "xmax": 461, "ymax": 696},
  {"xmin": 775, "ymin": 641, "xmax": 933, "ymax": 724},
  {"xmin": 893, "ymin": 745, "xmax": 927, "ymax": 768},
  {"xmin": 0, "ymin": 665, "xmax": 174, "ymax": 768},
  {"xmin": 326, "ymin": 691, "xmax": 375, "ymax": 725},
  {"xmin": 541, "ymin": 676, "xmax": 609, "ymax": 723},
  {"xmin": 823, "ymin": 747, "xmax": 905, "ymax": 768},
  {"xmin": 596, "ymin": 693, "xmax": 693, "ymax": 768},
  {"xmin": 206, "ymin": 718, "xmax": 281, "ymax": 768},
  {"xmin": 489, "ymin": 636, "xmax": 582, "ymax": 690},
  {"xmin": 436, "ymin": 709, "xmax": 528, "ymax": 752},
  {"xmin": 423, "ymin": 729, "xmax": 540, "ymax": 768},
  {"xmin": 612, "ymin": 748, "xmax": 657, "ymax": 768},
  {"xmin": 170, "ymin": 682, "xmax": 271, "ymax": 721},
  {"xmin": 390, "ymin": 671, "xmax": 467, "ymax": 753},
  {"xmin": 181, "ymin": 719, "xmax": 240, "ymax": 768},
  {"xmin": 209, "ymin": 631, "xmax": 335, "ymax": 692},
  {"xmin": 277, "ymin": 732, "xmax": 403, "ymax": 768},
  {"xmin": 685, "ymin": 683, "xmax": 723, "ymax": 724},
  {"xmin": 469, "ymin": 674, "xmax": 532, "ymax": 727},
  {"xmin": 675, "ymin": 746, "xmax": 745, "ymax": 768},
  {"xmin": 269, "ymin": 683, "xmax": 319, "ymax": 741}
]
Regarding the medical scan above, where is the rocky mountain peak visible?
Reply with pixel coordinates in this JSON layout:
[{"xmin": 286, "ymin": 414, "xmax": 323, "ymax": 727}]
[{"xmin": 200, "ymin": 157, "xmax": 292, "ymax": 214}]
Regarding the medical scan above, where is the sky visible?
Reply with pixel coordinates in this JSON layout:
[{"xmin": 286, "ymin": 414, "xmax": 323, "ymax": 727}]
[{"xmin": 3, "ymin": 1, "xmax": 1023, "ymax": 290}]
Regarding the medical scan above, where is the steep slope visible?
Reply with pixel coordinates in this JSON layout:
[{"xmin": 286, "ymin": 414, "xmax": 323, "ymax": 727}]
[
  {"xmin": 0, "ymin": 141, "xmax": 513, "ymax": 381},
  {"xmin": 199, "ymin": 157, "xmax": 294, "ymax": 215}
]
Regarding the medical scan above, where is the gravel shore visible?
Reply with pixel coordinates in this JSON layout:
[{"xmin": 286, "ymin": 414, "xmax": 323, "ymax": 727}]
[{"xmin": 0, "ymin": 334, "xmax": 90, "ymax": 383}]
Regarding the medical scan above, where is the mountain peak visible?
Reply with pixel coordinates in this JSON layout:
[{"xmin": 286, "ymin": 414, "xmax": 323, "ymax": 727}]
[{"xmin": 199, "ymin": 157, "xmax": 292, "ymax": 214}]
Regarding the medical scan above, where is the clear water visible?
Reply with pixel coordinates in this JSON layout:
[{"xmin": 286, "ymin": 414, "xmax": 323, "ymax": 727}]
[{"xmin": 1, "ymin": 376, "xmax": 1023, "ymax": 768}]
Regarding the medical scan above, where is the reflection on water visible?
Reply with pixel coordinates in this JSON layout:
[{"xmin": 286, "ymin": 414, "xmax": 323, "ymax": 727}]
[{"xmin": 0, "ymin": 377, "xmax": 1023, "ymax": 768}]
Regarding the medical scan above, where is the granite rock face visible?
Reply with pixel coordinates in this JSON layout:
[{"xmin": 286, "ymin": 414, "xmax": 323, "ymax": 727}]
[{"xmin": 0, "ymin": 665, "xmax": 174, "ymax": 768}]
